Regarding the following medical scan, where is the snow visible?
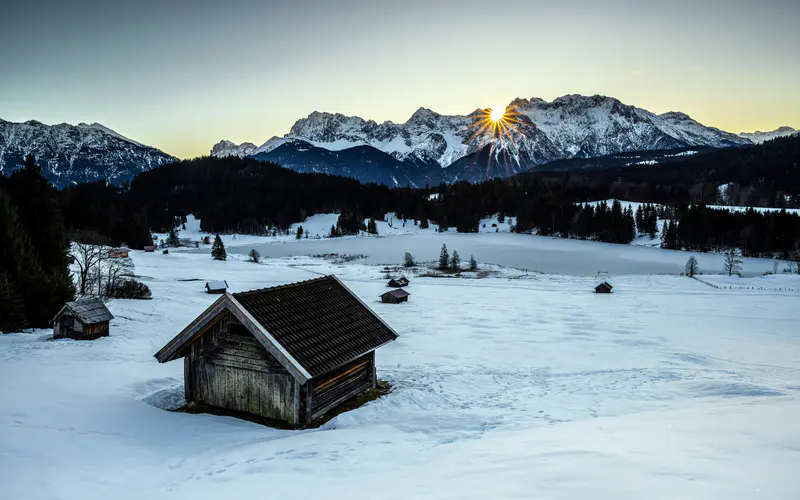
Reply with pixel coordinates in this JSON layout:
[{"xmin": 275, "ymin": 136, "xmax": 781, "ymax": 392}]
[
  {"xmin": 159, "ymin": 213, "xmax": 791, "ymax": 277},
  {"xmin": 2, "ymin": 245, "xmax": 799, "ymax": 499},
  {"xmin": 214, "ymin": 94, "xmax": 755, "ymax": 171}
]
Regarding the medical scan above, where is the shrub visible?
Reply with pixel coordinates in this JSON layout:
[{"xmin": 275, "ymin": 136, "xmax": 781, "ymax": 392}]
[{"xmin": 107, "ymin": 279, "xmax": 152, "ymax": 299}]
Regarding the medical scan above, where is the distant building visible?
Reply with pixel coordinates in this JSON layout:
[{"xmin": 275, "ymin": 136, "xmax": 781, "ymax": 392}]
[
  {"xmin": 381, "ymin": 288, "xmax": 409, "ymax": 304},
  {"xmin": 143, "ymin": 245, "xmax": 157, "ymax": 253},
  {"xmin": 108, "ymin": 247, "xmax": 130, "ymax": 259},
  {"xmin": 595, "ymin": 281, "xmax": 613, "ymax": 294},
  {"xmin": 387, "ymin": 276, "xmax": 409, "ymax": 288},
  {"xmin": 51, "ymin": 297, "xmax": 114, "ymax": 340},
  {"xmin": 154, "ymin": 275, "xmax": 398, "ymax": 427},
  {"xmin": 205, "ymin": 281, "xmax": 228, "ymax": 294}
]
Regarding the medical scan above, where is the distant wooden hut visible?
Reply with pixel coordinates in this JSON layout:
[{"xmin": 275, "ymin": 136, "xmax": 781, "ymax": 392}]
[
  {"xmin": 51, "ymin": 297, "xmax": 114, "ymax": 340},
  {"xmin": 154, "ymin": 276, "xmax": 398, "ymax": 427},
  {"xmin": 108, "ymin": 247, "xmax": 130, "ymax": 259},
  {"xmin": 380, "ymin": 289, "xmax": 409, "ymax": 304},
  {"xmin": 143, "ymin": 245, "xmax": 156, "ymax": 253},
  {"xmin": 595, "ymin": 281, "xmax": 613, "ymax": 293},
  {"xmin": 387, "ymin": 276, "xmax": 409, "ymax": 288},
  {"xmin": 205, "ymin": 280, "xmax": 228, "ymax": 294}
]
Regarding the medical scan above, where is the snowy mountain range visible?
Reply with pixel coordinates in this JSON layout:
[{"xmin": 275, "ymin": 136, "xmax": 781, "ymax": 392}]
[
  {"xmin": 0, "ymin": 119, "xmax": 176, "ymax": 187},
  {"xmin": 212, "ymin": 94, "xmax": 790, "ymax": 185},
  {"xmin": 738, "ymin": 126, "xmax": 798, "ymax": 144}
]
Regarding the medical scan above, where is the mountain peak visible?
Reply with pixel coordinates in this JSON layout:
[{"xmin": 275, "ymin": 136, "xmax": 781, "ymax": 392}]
[{"xmin": 0, "ymin": 119, "xmax": 175, "ymax": 187}]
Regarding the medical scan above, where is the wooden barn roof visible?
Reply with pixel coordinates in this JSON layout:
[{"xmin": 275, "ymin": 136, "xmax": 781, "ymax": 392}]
[
  {"xmin": 51, "ymin": 297, "xmax": 114, "ymax": 325},
  {"xmin": 233, "ymin": 276, "xmax": 398, "ymax": 378},
  {"xmin": 381, "ymin": 289, "xmax": 410, "ymax": 299},
  {"xmin": 154, "ymin": 276, "xmax": 398, "ymax": 382}
]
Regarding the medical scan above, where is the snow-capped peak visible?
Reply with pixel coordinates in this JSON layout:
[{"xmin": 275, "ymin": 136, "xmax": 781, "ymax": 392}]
[
  {"xmin": 738, "ymin": 126, "xmax": 798, "ymax": 144},
  {"xmin": 210, "ymin": 139, "xmax": 257, "ymax": 158},
  {"xmin": 210, "ymin": 94, "xmax": 764, "ymax": 174},
  {"xmin": 77, "ymin": 122, "xmax": 145, "ymax": 147},
  {"xmin": 0, "ymin": 118, "xmax": 175, "ymax": 187}
]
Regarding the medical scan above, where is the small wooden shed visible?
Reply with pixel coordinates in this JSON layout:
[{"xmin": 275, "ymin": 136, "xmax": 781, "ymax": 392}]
[
  {"xmin": 205, "ymin": 280, "xmax": 228, "ymax": 294},
  {"xmin": 144, "ymin": 245, "xmax": 157, "ymax": 253},
  {"xmin": 595, "ymin": 281, "xmax": 613, "ymax": 293},
  {"xmin": 109, "ymin": 247, "xmax": 130, "ymax": 259},
  {"xmin": 387, "ymin": 276, "xmax": 409, "ymax": 288},
  {"xmin": 154, "ymin": 275, "xmax": 398, "ymax": 427},
  {"xmin": 51, "ymin": 297, "xmax": 114, "ymax": 340},
  {"xmin": 380, "ymin": 288, "xmax": 409, "ymax": 304}
]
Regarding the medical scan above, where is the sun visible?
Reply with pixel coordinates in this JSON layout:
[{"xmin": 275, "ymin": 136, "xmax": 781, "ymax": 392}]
[{"xmin": 490, "ymin": 107, "xmax": 505, "ymax": 122}]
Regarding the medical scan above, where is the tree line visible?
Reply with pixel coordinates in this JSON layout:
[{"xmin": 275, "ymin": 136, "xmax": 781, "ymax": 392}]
[{"xmin": 22, "ymin": 136, "xmax": 800, "ymax": 259}]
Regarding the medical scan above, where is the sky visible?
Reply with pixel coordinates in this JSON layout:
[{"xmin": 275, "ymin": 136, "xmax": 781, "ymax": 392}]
[{"xmin": 1, "ymin": 0, "xmax": 798, "ymax": 158}]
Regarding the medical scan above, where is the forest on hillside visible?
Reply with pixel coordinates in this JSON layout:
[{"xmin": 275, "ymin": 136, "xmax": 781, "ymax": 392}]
[{"xmin": 36, "ymin": 134, "xmax": 800, "ymax": 261}]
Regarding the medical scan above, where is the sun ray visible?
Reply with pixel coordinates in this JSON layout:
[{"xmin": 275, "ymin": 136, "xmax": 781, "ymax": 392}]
[{"xmin": 464, "ymin": 104, "xmax": 529, "ymax": 179}]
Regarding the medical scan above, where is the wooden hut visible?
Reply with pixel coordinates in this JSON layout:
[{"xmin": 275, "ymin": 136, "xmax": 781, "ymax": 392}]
[
  {"xmin": 380, "ymin": 288, "xmax": 409, "ymax": 304},
  {"xmin": 109, "ymin": 247, "xmax": 130, "ymax": 259},
  {"xmin": 143, "ymin": 245, "xmax": 156, "ymax": 253},
  {"xmin": 154, "ymin": 275, "xmax": 398, "ymax": 427},
  {"xmin": 51, "ymin": 297, "xmax": 114, "ymax": 340},
  {"xmin": 205, "ymin": 280, "xmax": 228, "ymax": 294},
  {"xmin": 387, "ymin": 276, "xmax": 409, "ymax": 288},
  {"xmin": 595, "ymin": 281, "xmax": 613, "ymax": 293}
]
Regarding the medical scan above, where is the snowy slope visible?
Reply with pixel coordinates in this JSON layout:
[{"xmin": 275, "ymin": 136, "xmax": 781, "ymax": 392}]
[
  {"xmin": 738, "ymin": 126, "xmax": 798, "ymax": 144},
  {"xmin": 0, "ymin": 118, "xmax": 176, "ymax": 186},
  {"xmin": 1, "ymin": 250, "xmax": 799, "ymax": 499}
]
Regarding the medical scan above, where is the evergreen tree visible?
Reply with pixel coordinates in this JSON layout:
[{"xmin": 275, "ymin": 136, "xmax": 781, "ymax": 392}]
[
  {"xmin": 419, "ymin": 217, "xmax": 429, "ymax": 229},
  {"xmin": 438, "ymin": 244, "xmax": 449, "ymax": 270},
  {"xmin": 211, "ymin": 234, "xmax": 226, "ymax": 261},
  {"xmin": 4, "ymin": 157, "xmax": 74, "ymax": 326},
  {"xmin": 296, "ymin": 226, "xmax": 303, "ymax": 239},
  {"xmin": 403, "ymin": 252, "xmax": 415, "ymax": 267},
  {"xmin": 0, "ymin": 272, "xmax": 27, "ymax": 333},
  {"xmin": 685, "ymin": 256, "xmax": 699, "ymax": 277},
  {"xmin": 469, "ymin": 255, "xmax": 478, "ymax": 271},
  {"xmin": 450, "ymin": 250, "xmax": 460, "ymax": 270},
  {"xmin": 635, "ymin": 206, "xmax": 644, "ymax": 234},
  {"xmin": 166, "ymin": 227, "xmax": 180, "ymax": 247},
  {"xmin": 646, "ymin": 206, "xmax": 658, "ymax": 239},
  {"xmin": 248, "ymin": 248, "xmax": 260, "ymax": 263},
  {"xmin": 367, "ymin": 218, "xmax": 378, "ymax": 235}
]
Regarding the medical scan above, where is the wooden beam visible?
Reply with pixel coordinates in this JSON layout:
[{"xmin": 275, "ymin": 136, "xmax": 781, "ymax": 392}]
[
  {"xmin": 293, "ymin": 379, "xmax": 301, "ymax": 427},
  {"xmin": 154, "ymin": 295, "xmax": 228, "ymax": 363}
]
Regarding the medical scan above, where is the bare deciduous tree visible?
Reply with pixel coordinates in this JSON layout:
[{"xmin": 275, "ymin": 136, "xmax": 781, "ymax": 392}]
[
  {"xmin": 70, "ymin": 241, "xmax": 106, "ymax": 295},
  {"xmin": 722, "ymin": 249, "xmax": 743, "ymax": 277}
]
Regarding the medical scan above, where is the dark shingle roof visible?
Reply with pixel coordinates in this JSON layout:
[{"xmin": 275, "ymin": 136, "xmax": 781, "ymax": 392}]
[
  {"xmin": 54, "ymin": 297, "xmax": 114, "ymax": 324},
  {"xmin": 381, "ymin": 289, "xmax": 410, "ymax": 299},
  {"xmin": 233, "ymin": 276, "xmax": 397, "ymax": 377}
]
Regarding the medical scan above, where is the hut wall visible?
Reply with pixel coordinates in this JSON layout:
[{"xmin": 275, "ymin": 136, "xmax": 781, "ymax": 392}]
[
  {"xmin": 80, "ymin": 321, "xmax": 109, "ymax": 339},
  {"xmin": 186, "ymin": 312, "xmax": 297, "ymax": 424},
  {"xmin": 306, "ymin": 351, "xmax": 375, "ymax": 422}
]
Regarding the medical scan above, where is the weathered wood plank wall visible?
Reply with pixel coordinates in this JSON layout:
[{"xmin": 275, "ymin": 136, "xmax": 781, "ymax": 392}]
[
  {"xmin": 309, "ymin": 351, "xmax": 375, "ymax": 421},
  {"xmin": 187, "ymin": 312, "xmax": 297, "ymax": 424}
]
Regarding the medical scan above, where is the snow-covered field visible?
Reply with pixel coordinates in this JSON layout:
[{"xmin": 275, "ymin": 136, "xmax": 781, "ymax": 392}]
[
  {"xmin": 1, "ymin": 245, "xmax": 799, "ymax": 499},
  {"xmin": 166, "ymin": 212, "xmax": 792, "ymax": 277}
]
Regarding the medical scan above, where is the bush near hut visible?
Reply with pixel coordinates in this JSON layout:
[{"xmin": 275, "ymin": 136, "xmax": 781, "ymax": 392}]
[{"xmin": 107, "ymin": 279, "xmax": 152, "ymax": 299}]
